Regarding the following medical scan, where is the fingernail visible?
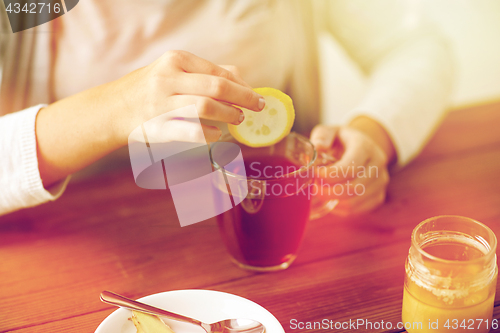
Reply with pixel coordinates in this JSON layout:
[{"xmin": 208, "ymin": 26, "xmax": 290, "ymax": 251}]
[
  {"xmin": 258, "ymin": 97, "xmax": 266, "ymax": 110},
  {"xmin": 238, "ymin": 111, "xmax": 245, "ymax": 124}
]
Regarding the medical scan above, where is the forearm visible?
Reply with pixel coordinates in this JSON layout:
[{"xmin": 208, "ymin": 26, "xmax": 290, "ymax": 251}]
[
  {"xmin": 35, "ymin": 51, "xmax": 265, "ymax": 188},
  {"xmin": 344, "ymin": 34, "xmax": 453, "ymax": 165},
  {"xmin": 324, "ymin": 1, "xmax": 453, "ymax": 165},
  {"xmin": 36, "ymin": 81, "xmax": 123, "ymax": 187}
]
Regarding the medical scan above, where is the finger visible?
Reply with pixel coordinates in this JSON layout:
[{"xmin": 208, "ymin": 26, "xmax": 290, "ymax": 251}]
[
  {"xmin": 175, "ymin": 73, "xmax": 264, "ymax": 111},
  {"xmin": 316, "ymin": 162, "xmax": 389, "ymax": 201},
  {"xmin": 336, "ymin": 127, "xmax": 370, "ymax": 166},
  {"xmin": 315, "ymin": 178, "xmax": 361, "ymax": 201},
  {"xmin": 316, "ymin": 155, "xmax": 369, "ymax": 183},
  {"xmin": 201, "ymin": 124, "xmax": 223, "ymax": 142},
  {"xmin": 366, "ymin": 140, "xmax": 388, "ymax": 166},
  {"xmin": 329, "ymin": 167, "xmax": 388, "ymax": 215},
  {"xmin": 219, "ymin": 65, "xmax": 240, "ymax": 76},
  {"xmin": 323, "ymin": 127, "xmax": 370, "ymax": 181},
  {"xmin": 164, "ymin": 50, "xmax": 253, "ymax": 89},
  {"xmin": 163, "ymin": 95, "xmax": 244, "ymax": 125},
  {"xmin": 310, "ymin": 125, "xmax": 339, "ymax": 150},
  {"xmin": 152, "ymin": 119, "xmax": 221, "ymax": 144},
  {"xmin": 219, "ymin": 65, "xmax": 250, "ymax": 87},
  {"xmin": 317, "ymin": 157, "xmax": 384, "ymax": 187},
  {"xmin": 337, "ymin": 127, "xmax": 388, "ymax": 170},
  {"xmin": 331, "ymin": 183, "xmax": 384, "ymax": 215},
  {"xmin": 315, "ymin": 173, "xmax": 372, "ymax": 200}
]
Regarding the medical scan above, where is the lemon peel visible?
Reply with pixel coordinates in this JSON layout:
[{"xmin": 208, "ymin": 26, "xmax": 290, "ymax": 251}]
[{"xmin": 228, "ymin": 87, "xmax": 295, "ymax": 147}]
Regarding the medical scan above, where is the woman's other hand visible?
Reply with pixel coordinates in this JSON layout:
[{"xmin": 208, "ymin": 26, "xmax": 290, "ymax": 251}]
[{"xmin": 310, "ymin": 116, "xmax": 396, "ymax": 216}]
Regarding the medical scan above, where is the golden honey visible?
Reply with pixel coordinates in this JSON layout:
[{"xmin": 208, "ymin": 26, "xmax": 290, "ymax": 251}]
[{"xmin": 402, "ymin": 216, "xmax": 498, "ymax": 333}]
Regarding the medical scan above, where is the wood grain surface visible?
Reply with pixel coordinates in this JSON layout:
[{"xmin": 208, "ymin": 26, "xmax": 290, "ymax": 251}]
[{"xmin": 1, "ymin": 102, "xmax": 500, "ymax": 333}]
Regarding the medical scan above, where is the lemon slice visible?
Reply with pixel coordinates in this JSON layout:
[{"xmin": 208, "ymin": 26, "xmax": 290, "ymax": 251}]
[{"xmin": 228, "ymin": 87, "xmax": 295, "ymax": 147}]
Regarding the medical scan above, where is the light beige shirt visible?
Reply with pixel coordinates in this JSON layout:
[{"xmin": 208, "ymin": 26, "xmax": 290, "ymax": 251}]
[
  {"xmin": 55, "ymin": 1, "xmax": 293, "ymax": 99},
  {"xmin": 0, "ymin": 0, "xmax": 453, "ymax": 215}
]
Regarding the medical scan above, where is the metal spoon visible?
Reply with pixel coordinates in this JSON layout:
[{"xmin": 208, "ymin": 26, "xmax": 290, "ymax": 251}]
[{"xmin": 100, "ymin": 291, "xmax": 266, "ymax": 333}]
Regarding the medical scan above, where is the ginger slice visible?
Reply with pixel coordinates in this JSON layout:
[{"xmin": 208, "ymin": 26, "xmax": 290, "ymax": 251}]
[{"xmin": 130, "ymin": 311, "xmax": 175, "ymax": 333}]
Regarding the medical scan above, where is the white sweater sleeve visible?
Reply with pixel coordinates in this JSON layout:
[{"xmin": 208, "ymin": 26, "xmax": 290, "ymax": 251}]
[
  {"xmin": 324, "ymin": 0, "xmax": 454, "ymax": 165},
  {"xmin": 0, "ymin": 105, "xmax": 70, "ymax": 216},
  {"xmin": 342, "ymin": 34, "xmax": 453, "ymax": 165}
]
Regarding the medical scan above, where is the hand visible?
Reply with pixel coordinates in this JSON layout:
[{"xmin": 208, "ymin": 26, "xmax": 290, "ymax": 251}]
[
  {"xmin": 36, "ymin": 50, "xmax": 264, "ymax": 187},
  {"xmin": 110, "ymin": 50, "xmax": 265, "ymax": 144},
  {"xmin": 310, "ymin": 117, "xmax": 395, "ymax": 215}
]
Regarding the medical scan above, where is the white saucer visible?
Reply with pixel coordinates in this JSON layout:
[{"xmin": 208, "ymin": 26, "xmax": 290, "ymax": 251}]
[{"xmin": 95, "ymin": 290, "xmax": 284, "ymax": 333}]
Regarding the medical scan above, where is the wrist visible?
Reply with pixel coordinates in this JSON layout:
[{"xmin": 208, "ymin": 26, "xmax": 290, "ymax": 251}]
[
  {"xmin": 348, "ymin": 116, "xmax": 397, "ymax": 165},
  {"xmin": 84, "ymin": 79, "xmax": 135, "ymax": 148},
  {"xmin": 92, "ymin": 81, "xmax": 128, "ymax": 147}
]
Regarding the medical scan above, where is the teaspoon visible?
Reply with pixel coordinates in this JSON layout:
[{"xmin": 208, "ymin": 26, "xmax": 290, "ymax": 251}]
[{"xmin": 100, "ymin": 290, "xmax": 266, "ymax": 333}]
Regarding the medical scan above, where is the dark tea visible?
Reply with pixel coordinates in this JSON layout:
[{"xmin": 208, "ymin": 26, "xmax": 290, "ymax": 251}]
[{"xmin": 217, "ymin": 155, "xmax": 312, "ymax": 270}]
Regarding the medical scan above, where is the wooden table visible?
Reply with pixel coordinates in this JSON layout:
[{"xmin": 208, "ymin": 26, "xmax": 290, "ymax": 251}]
[{"xmin": 1, "ymin": 102, "xmax": 500, "ymax": 333}]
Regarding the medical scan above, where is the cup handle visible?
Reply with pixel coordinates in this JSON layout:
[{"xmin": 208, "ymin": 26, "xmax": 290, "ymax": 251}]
[{"xmin": 309, "ymin": 150, "xmax": 340, "ymax": 220}]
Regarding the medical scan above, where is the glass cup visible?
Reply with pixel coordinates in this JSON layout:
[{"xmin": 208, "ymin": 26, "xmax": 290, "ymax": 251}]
[
  {"xmin": 310, "ymin": 149, "xmax": 340, "ymax": 219},
  {"xmin": 210, "ymin": 132, "xmax": 333, "ymax": 272},
  {"xmin": 402, "ymin": 216, "xmax": 498, "ymax": 333}
]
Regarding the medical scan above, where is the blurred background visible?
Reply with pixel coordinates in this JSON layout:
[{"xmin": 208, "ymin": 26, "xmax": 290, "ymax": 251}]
[{"xmin": 320, "ymin": 0, "xmax": 500, "ymax": 123}]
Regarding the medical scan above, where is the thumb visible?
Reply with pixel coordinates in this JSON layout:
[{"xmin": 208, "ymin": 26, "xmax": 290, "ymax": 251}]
[{"xmin": 310, "ymin": 125, "xmax": 339, "ymax": 150}]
